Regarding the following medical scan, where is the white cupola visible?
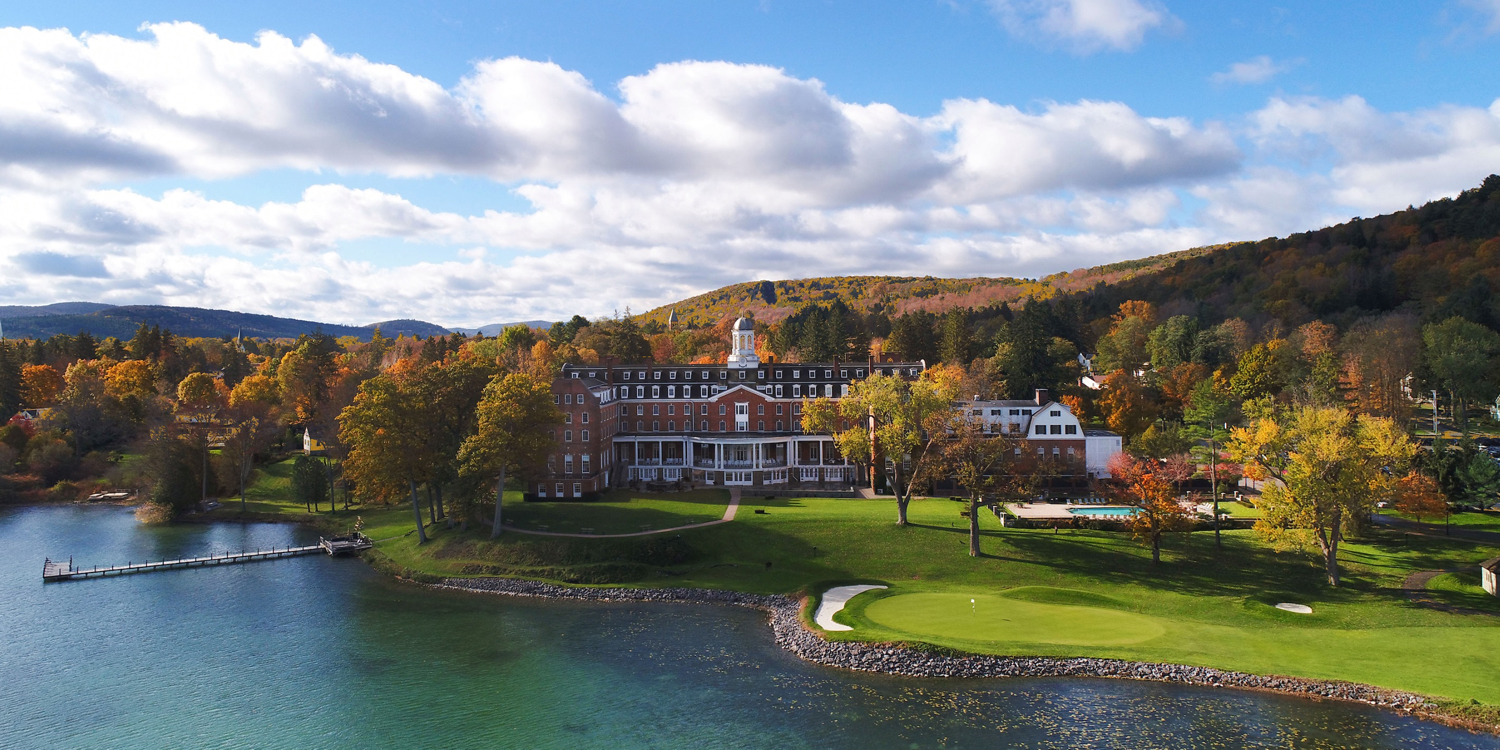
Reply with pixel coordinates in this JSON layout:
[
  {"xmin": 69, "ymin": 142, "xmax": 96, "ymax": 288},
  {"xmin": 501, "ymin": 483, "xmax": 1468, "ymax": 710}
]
[{"xmin": 727, "ymin": 316, "xmax": 759, "ymax": 369}]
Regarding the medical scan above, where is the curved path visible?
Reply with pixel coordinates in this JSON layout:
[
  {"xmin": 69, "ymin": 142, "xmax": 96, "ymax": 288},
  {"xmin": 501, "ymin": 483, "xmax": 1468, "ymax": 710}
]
[
  {"xmin": 499, "ymin": 489, "xmax": 740, "ymax": 539},
  {"xmin": 1401, "ymin": 566, "xmax": 1493, "ymax": 616},
  {"xmin": 814, "ymin": 585, "xmax": 887, "ymax": 631}
]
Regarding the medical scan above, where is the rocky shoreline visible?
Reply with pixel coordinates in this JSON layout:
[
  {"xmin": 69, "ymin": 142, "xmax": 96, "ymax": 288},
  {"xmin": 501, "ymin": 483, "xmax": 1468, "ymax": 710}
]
[{"xmin": 435, "ymin": 576, "xmax": 1436, "ymax": 714}]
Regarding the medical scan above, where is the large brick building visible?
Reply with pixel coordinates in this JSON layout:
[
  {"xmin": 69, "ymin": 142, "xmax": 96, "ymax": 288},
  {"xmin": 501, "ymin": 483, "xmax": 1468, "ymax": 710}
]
[{"xmin": 534, "ymin": 317, "xmax": 1120, "ymax": 498}]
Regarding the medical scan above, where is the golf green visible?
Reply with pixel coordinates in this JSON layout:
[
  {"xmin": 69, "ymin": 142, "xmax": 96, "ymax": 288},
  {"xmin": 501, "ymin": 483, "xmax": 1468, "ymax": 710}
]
[{"xmin": 861, "ymin": 591, "xmax": 1168, "ymax": 646}]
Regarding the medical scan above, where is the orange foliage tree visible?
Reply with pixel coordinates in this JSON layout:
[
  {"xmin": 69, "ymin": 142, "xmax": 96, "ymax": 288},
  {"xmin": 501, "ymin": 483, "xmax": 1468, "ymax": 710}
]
[
  {"xmin": 1106, "ymin": 453, "xmax": 1194, "ymax": 564},
  {"xmin": 19, "ymin": 364, "xmax": 63, "ymax": 407}
]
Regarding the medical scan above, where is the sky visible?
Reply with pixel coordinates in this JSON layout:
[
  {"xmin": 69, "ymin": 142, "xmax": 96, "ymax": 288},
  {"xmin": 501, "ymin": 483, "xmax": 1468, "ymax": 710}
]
[{"xmin": 2, "ymin": 1, "xmax": 1499, "ymax": 328}]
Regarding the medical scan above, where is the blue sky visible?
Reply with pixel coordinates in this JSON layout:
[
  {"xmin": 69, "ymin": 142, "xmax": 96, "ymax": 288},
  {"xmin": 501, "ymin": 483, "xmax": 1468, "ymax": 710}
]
[{"xmin": 1, "ymin": 1, "xmax": 1498, "ymax": 326}]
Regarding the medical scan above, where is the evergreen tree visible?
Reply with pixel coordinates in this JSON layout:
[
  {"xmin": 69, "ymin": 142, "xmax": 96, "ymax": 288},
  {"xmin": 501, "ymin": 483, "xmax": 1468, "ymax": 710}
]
[
  {"xmin": 939, "ymin": 308, "xmax": 973, "ymax": 364},
  {"xmin": 0, "ymin": 342, "xmax": 22, "ymax": 419}
]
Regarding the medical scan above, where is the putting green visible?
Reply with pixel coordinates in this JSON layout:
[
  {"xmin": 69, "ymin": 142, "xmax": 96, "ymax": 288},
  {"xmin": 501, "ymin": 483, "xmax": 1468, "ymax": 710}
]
[{"xmin": 861, "ymin": 591, "xmax": 1168, "ymax": 647}]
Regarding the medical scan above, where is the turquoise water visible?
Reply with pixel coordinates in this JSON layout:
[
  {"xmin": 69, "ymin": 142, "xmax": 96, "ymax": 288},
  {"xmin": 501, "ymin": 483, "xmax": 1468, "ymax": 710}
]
[
  {"xmin": 1068, "ymin": 507, "xmax": 1139, "ymax": 517},
  {"xmin": 2, "ymin": 505, "xmax": 1496, "ymax": 750}
]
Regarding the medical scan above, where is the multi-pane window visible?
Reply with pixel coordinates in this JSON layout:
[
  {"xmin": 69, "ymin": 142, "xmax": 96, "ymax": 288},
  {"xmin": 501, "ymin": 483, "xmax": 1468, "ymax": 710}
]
[
  {"xmin": 581, "ymin": 412, "xmax": 589, "ymax": 424},
  {"xmin": 581, "ymin": 430, "xmax": 589, "ymax": 442},
  {"xmin": 668, "ymin": 386, "xmax": 676, "ymax": 398},
  {"xmin": 775, "ymin": 420, "xmax": 783, "ymax": 431},
  {"xmin": 719, "ymin": 404, "xmax": 727, "ymax": 415},
  {"xmin": 652, "ymin": 386, "xmax": 660, "ymax": 398},
  {"xmin": 667, "ymin": 404, "xmax": 675, "ymax": 415},
  {"xmin": 719, "ymin": 420, "xmax": 727, "ymax": 431},
  {"xmin": 776, "ymin": 404, "xmax": 783, "ymax": 415},
  {"xmin": 700, "ymin": 420, "xmax": 708, "ymax": 431},
  {"xmin": 757, "ymin": 404, "xmax": 765, "ymax": 415},
  {"xmin": 775, "ymin": 385, "xmax": 783, "ymax": 397},
  {"xmin": 652, "ymin": 420, "xmax": 659, "ymax": 431},
  {"xmin": 652, "ymin": 405, "xmax": 660, "ymax": 416},
  {"xmin": 1065, "ymin": 425, "xmax": 1077, "ymax": 435},
  {"xmin": 564, "ymin": 430, "xmax": 573, "ymax": 442},
  {"xmin": 564, "ymin": 455, "xmax": 573, "ymax": 474},
  {"xmin": 582, "ymin": 455, "xmax": 591, "ymax": 473}
]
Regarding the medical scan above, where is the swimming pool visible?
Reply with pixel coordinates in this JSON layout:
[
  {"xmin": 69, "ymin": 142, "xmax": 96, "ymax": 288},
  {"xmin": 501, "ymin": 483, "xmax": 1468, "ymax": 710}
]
[{"xmin": 1067, "ymin": 507, "xmax": 1138, "ymax": 517}]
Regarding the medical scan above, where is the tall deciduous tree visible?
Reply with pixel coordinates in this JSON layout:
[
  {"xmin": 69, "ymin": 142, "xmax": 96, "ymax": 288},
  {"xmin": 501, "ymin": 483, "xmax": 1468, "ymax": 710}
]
[
  {"xmin": 292, "ymin": 454, "xmax": 330, "ymax": 512},
  {"xmin": 339, "ymin": 374, "xmax": 434, "ymax": 543},
  {"xmin": 802, "ymin": 372, "xmax": 957, "ymax": 525},
  {"xmin": 1229, "ymin": 406, "xmax": 1414, "ymax": 586},
  {"xmin": 1396, "ymin": 471, "xmax": 1447, "ymax": 525},
  {"xmin": 941, "ymin": 416, "xmax": 1025, "ymax": 556},
  {"xmin": 1422, "ymin": 316, "xmax": 1500, "ymax": 436},
  {"xmin": 456, "ymin": 372, "xmax": 563, "ymax": 537}
]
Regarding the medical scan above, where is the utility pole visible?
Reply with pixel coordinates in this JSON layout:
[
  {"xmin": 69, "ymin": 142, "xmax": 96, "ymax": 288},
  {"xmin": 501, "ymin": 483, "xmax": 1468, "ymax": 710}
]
[{"xmin": 1433, "ymin": 390, "xmax": 1440, "ymax": 439}]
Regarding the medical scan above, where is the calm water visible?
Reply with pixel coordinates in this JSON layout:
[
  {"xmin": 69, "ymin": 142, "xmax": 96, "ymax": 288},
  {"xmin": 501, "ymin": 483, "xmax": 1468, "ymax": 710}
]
[{"xmin": 2, "ymin": 506, "xmax": 1496, "ymax": 750}]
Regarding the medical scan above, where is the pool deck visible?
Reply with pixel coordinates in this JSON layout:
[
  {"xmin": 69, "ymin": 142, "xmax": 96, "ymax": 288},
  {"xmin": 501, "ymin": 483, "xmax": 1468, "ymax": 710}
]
[{"xmin": 1005, "ymin": 502, "xmax": 1137, "ymax": 520}]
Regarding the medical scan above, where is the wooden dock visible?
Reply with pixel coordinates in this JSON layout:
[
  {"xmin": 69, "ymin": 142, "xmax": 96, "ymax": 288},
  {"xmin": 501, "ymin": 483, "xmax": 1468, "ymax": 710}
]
[{"xmin": 41, "ymin": 533, "xmax": 372, "ymax": 582}]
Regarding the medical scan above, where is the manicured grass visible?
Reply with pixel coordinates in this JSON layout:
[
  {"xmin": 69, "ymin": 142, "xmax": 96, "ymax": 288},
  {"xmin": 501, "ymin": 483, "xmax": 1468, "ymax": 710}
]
[
  {"xmin": 1426, "ymin": 571, "xmax": 1500, "ymax": 614},
  {"xmin": 1379, "ymin": 509, "xmax": 1500, "ymax": 535},
  {"xmin": 210, "ymin": 477, "xmax": 1500, "ymax": 705},
  {"xmin": 502, "ymin": 489, "xmax": 729, "ymax": 535},
  {"xmin": 1219, "ymin": 500, "xmax": 1262, "ymax": 518},
  {"xmin": 861, "ymin": 590, "xmax": 1167, "ymax": 646}
]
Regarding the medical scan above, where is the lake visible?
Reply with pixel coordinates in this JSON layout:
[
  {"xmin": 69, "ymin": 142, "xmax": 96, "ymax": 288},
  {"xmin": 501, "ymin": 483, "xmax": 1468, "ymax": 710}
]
[{"xmin": 2, "ymin": 505, "xmax": 1495, "ymax": 749}]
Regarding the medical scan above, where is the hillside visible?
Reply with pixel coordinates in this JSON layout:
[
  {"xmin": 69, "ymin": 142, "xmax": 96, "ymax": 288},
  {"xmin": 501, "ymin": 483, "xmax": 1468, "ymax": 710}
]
[
  {"xmin": 0, "ymin": 305, "xmax": 450, "ymax": 341},
  {"xmin": 0, "ymin": 302, "xmax": 114, "ymax": 319},
  {"xmin": 643, "ymin": 176, "xmax": 1500, "ymax": 333},
  {"xmin": 641, "ymin": 247, "xmax": 1215, "ymax": 328}
]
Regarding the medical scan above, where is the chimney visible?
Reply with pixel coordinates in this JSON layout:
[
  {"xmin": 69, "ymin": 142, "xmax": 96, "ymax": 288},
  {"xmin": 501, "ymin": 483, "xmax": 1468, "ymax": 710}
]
[{"xmin": 1034, "ymin": 388, "xmax": 1049, "ymax": 405}]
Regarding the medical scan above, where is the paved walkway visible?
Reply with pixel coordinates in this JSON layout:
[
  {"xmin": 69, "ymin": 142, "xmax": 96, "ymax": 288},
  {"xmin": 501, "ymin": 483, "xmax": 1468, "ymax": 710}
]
[{"xmin": 500, "ymin": 489, "xmax": 741, "ymax": 539}]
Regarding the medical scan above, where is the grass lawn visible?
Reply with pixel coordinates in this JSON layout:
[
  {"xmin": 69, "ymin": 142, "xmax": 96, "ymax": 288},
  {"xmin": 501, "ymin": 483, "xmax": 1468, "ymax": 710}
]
[
  {"xmin": 1381, "ymin": 509, "xmax": 1500, "ymax": 534},
  {"xmin": 214, "ymin": 474, "xmax": 1500, "ymax": 706},
  {"xmin": 502, "ymin": 489, "xmax": 729, "ymax": 535},
  {"xmin": 1219, "ymin": 500, "xmax": 1261, "ymax": 518}
]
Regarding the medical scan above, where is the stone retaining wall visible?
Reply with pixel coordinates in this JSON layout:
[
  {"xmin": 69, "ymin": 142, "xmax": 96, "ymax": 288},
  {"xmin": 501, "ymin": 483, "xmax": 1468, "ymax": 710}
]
[{"xmin": 435, "ymin": 577, "xmax": 1432, "ymax": 712}]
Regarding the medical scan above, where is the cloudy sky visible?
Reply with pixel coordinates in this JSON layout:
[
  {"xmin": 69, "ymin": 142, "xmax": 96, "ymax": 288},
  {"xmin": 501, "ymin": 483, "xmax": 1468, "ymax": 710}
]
[{"xmin": 2, "ymin": 1, "xmax": 1499, "ymax": 327}]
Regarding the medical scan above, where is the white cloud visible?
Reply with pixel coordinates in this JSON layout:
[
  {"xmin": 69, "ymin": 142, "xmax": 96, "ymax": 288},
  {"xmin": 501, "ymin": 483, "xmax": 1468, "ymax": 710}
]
[
  {"xmin": 1460, "ymin": 0, "xmax": 1500, "ymax": 34},
  {"xmin": 988, "ymin": 0, "xmax": 1178, "ymax": 53},
  {"xmin": 1250, "ymin": 95, "xmax": 1500, "ymax": 212},
  {"xmin": 1209, "ymin": 56, "xmax": 1300, "ymax": 86},
  {"xmin": 0, "ymin": 22, "xmax": 1496, "ymax": 326}
]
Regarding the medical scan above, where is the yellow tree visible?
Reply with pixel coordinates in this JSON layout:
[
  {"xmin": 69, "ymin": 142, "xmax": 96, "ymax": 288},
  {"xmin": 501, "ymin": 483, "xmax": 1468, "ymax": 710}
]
[
  {"xmin": 1229, "ymin": 405, "xmax": 1414, "ymax": 586},
  {"xmin": 802, "ymin": 372, "xmax": 957, "ymax": 525},
  {"xmin": 105, "ymin": 359, "xmax": 157, "ymax": 400},
  {"xmin": 1107, "ymin": 453, "xmax": 1193, "ymax": 564},
  {"xmin": 176, "ymin": 372, "xmax": 220, "ymax": 411},
  {"xmin": 455, "ymin": 372, "xmax": 562, "ymax": 537}
]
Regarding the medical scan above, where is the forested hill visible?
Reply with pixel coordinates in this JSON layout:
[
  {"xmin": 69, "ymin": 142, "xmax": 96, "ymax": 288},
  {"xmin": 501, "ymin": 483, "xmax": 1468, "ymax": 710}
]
[
  {"xmin": 0, "ymin": 305, "xmax": 450, "ymax": 341},
  {"xmin": 1088, "ymin": 175, "xmax": 1500, "ymax": 328},
  {"xmin": 640, "ymin": 246, "xmax": 1212, "ymax": 329},
  {"xmin": 643, "ymin": 175, "xmax": 1500, "ymax": 333}
]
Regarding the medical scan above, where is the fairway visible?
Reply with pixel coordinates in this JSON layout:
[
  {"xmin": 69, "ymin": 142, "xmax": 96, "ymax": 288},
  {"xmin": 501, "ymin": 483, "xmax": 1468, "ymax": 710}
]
[{"xmin": 862, "ymin": 590, "xmax": 1167, "ymax": 646}]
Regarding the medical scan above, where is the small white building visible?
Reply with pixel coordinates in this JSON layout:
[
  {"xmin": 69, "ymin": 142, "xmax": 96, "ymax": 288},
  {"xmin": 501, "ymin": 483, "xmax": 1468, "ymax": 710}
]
[
  {"xmin": 959, "ymin": 389, "xmax": 1122, "ymax": 478},
  {"xmin": 1484, "ymin": 558, "xmax": 1499, "ymax": 597}
]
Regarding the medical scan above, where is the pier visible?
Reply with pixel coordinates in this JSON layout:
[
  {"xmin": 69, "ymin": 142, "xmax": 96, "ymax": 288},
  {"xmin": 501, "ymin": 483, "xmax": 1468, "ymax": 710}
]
[{"xmin": 42, "ymin": 534, "xmax": 373, "ymax": 582}]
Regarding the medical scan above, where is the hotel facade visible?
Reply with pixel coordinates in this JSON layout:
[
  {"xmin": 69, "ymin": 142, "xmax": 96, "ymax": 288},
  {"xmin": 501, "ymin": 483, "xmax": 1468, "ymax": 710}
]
[{"xmin": 533, "ymin": 318, "xmax": 1119, "ymax": 499}]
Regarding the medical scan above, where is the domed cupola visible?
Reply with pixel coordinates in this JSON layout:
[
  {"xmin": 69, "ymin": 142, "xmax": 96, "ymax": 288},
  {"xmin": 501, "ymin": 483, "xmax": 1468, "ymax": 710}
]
[{"xmin": 727, "ymin": 316, "xmax": 759, "ymax": 369}]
